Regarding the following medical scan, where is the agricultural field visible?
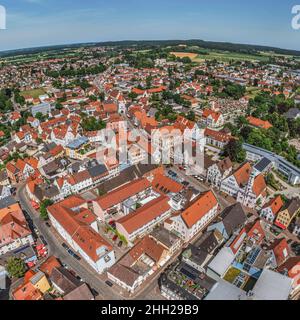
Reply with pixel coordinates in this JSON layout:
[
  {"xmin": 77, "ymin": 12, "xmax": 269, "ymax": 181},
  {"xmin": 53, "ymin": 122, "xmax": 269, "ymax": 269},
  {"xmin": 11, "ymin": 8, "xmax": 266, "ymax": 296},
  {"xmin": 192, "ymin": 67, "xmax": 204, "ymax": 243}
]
[
  {"xmin": 193, "ymin": 50, "xmax": 270, "ymax": 62},
  {"xmin": 20, "ymin": 88, "xmax": 46, "ymax": 98},
  {"xmin": 170, "ymin": 52, "xmax": 198, "ymax": 59}
]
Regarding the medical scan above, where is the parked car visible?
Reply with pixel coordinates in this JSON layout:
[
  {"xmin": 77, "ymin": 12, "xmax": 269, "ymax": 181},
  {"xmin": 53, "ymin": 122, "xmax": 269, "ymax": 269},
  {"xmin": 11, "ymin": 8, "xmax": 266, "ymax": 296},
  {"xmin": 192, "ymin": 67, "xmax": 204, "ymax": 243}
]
[
  {"xmin": 112, "ymin": 235, "xmax": 118, "ymax": 242},
  {"xmin": 68, "ymin": 249, "xmax": 75, "ymax": 256},
  {"xmin": 182, "ymin": 181, "xmax": 189, "ymax": 187},
  {"xmin": 45, "ymin": 222, "xmax": 51, "ymax": 228},
  {"xmin": 73, "ymin": 253, "xmax": 81, "ymax": 261},
  {"xmin": 118, "ymin": 241, "xmax": 123, "ymax": 248},
  {"xmin": 40, "ymin": 235, "xmax": 47, "ymax": 246},
  {"xmin": 105, "ymin": 280, "xmax": 113, "ymax": 287},
  {"xmin": 168, "ymin": 170, "xmax": 177, "ymax": 177},
  {"xmin": 108, "ymin": 220, "xmax": 116, "ymax": 228},
  {"xmin": 62, "ymin": 243, "xmax": 69, "ymax": 250},
  {"xmin": 91, "ymin": 288, "xmax": 99, "ymax": 297}
]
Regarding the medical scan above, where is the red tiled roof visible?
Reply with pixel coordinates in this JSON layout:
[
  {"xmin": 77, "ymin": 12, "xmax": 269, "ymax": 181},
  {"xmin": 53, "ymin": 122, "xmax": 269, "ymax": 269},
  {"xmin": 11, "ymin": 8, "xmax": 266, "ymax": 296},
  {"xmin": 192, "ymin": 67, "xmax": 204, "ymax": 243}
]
[
  {"xmin": 181, "ymin": 191, "xmax": 218, "ymax": 228},
  {"xmin": 204, "ymin": 128, "xmax": 234, "ymax": 143},
  {"xmin": 247, "ymin": 116, "xmax": 273, "ymax": 130},
  {"xmin": 151, "ymin": 173, "xmax": 183, "ymax": 194},
  {"xmin": 13, "ymin": 282, "xmax": 43, "ymax": 301},
  {"xmin": 252, "ymin": 174, "xmax": 267, "ymax": 197},
  {"xmin": 263, "ymin": 195, "xmax": 284, "ymax": 215},
  {"xmin": 116, "ymin": 196, "xmax": 170, "ymax": 235},
  {"xmin": 96, "ymin": 178, "xmax": 151, "ymax": 210},
  {"xmin": 48, "ymin": 196, "xmax": 112, "ymax": 262},
  {"xmin": 233, "ymin": 162, "xmax": 252, "ymax": 187},
  {"xmin": 202, "ymin": 109, "xmax": 222, "ymax": 122},
  {"xmin": 268, "ymin": 238, "xmax": 290, "ymax": 266}
]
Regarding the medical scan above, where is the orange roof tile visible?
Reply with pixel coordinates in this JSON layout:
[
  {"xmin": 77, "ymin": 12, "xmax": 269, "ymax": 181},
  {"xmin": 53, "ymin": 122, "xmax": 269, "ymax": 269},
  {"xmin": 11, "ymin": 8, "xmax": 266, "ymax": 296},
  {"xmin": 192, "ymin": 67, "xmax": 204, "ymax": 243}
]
[
  {"xmin": 233, "ymin": 162, "xmax": 252, "ymax": 187},
  {"xmin": 263, "ymin": 195, "xmax": 284, "ymax": 215},
  {"xmin": 48, "ymin": 196, "xmax": 112, "ymax": 262},
  {"xmin": 181, "ymin": 191, "xmax": 218, "ymax": 228},
  {"xmin": 116, "ymin": 196, "xmax": 170, "ymax": 235},
  {"xmin": 252, "ymin": 174, "xmax": 267, "ymax": 197},
  {"xmin": 247, "ymin": 116, "xmax": 273, "ymax": 130},
  {"xmin": 96, "ymin": 178, "xmax": 151, "ymax": 210}
]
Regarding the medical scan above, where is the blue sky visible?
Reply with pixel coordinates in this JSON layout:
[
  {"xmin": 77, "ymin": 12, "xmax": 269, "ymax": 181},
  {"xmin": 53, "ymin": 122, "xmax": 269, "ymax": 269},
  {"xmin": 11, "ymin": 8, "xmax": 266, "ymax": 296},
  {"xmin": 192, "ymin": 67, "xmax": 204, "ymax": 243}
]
[{"xmin": 0, "ymin": 0, "xmax": 299, "ymax": 51}]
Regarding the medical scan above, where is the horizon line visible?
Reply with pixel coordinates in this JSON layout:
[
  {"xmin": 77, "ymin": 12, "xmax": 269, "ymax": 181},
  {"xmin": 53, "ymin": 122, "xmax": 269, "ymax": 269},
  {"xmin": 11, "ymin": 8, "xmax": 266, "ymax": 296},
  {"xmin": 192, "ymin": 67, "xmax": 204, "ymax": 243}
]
[{"xmin": 1, "ymin": 38, "xmax": 300, "ymax": 56}]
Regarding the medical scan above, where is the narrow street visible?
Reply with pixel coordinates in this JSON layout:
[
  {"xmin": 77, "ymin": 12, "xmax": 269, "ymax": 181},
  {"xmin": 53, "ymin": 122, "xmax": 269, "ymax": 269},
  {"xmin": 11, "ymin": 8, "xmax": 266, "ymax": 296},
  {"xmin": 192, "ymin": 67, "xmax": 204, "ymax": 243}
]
[{"xmin": 16, "ymin": 184, "xmax": 123, "ymax": 300}]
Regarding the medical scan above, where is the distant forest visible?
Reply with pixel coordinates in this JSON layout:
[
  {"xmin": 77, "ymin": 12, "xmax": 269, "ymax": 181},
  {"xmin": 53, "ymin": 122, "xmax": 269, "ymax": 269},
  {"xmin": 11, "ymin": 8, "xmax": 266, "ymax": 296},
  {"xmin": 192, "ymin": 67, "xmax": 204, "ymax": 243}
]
[{"xmin": 1, "ymin": 39, "xmax": 300, "ymax": 58}]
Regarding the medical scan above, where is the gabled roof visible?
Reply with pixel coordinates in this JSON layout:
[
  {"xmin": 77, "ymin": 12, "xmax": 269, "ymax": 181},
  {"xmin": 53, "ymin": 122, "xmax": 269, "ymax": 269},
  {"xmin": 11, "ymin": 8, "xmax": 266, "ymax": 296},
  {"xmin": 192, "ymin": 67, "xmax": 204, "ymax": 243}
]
[
  {"xmin": 221, "ymin": 203, "xmax": 247, "ymax": 237},
  {"xmin": 117, "ymin": 196, "xmax": 170, "ymax": 235},
  {"xmin": 204, "ymin": 128, "xmax": 234, "ymax": 143},
  {"xmin": 262, "ymin": 195, "xmax": 284, "ymax": 215},
  {"xmin": 13, "ymin": 281, "xmax": 43, "ymax": 300},
  {"xmin": 96, "ymin": 178, "xmax": 151, "ymax": 210},
  {"xmin": 50, "ymin": 267, "xmax": 81, "ymax": 294},
  {"xmin": 280, "ymin": 198, "xmax": 300, "ymax": 217},
  {"xmin": 252, "ymin": 174, "xmax": 267, "ymax": 197},
  {"xmin": 268, "ymin": 238, "xmax": 290, "ymax": 266},
  {"xmin": 0, "ymin": 203, "xmax": 32, "ymax": 247},
  {"xmin": 247, "ymin": 116, "xmax": 273, "ymax": 130},
  {"xmin": 233, "ymin": 162, "xmax": 251, "ymax": 187},
  {"xmin": 47, "ymin": 196, "xmax": 112, "ymax": 262},
  {"xmin": 217, "ymin": 157, "xmax": 233, "ymax": 173},
  {"xmin": 151, "ymin": 173, "xmax": 183, "ymax": 194},
  {"xmin": 202, "ymin": 109, "xmax": 222, "ymax": 122},
  {"xmin": 181, "ymin": 191, "xmax": 218, "ymax": 229}
]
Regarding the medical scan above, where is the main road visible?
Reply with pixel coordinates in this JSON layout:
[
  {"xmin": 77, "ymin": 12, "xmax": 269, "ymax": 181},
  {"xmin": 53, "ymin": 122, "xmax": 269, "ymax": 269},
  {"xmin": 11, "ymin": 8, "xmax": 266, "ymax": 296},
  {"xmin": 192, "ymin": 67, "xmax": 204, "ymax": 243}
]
[{"xmin": 16, "ymin": 184, "xmax": 123, "ymax": 300}]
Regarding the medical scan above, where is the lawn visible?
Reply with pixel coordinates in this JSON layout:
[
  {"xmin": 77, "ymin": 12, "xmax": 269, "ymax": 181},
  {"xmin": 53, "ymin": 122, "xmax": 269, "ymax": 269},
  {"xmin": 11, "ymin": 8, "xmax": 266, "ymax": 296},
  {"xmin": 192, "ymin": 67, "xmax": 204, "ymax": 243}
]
[
  {"xmin": 20, "ymin": 88, "xmax": 46, "ymax": 99},
  {"xmin": 246, "ymin": 86, "xmax": 262, "ymax": 99}
]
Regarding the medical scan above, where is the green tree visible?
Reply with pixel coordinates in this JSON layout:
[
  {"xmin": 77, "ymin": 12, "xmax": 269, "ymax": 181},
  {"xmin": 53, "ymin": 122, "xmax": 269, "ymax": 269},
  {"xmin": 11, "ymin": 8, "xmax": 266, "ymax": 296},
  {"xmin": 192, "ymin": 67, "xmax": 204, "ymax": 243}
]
[
  {"xmin": 224, "ymin": 140, "xmax": 246, "ymax": 163},
  {"xmin": 6, "ymin": 257, "xmax": 26, "ymax": 278},
  {"xmin": 40, "ymin": 199, "xmax": 53, "ymax": 220},
  {"xmin": 81, "ymin": 117, "xmax": 106, "ymax": 132}
]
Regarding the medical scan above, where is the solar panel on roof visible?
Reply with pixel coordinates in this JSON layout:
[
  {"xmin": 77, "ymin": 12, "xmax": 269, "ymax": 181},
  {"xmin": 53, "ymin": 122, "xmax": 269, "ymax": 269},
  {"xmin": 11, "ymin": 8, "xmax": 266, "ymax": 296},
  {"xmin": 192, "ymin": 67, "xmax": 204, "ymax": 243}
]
[{"xmin": 254, "ymin": 157, "xmax": 272, "ymax": 172}]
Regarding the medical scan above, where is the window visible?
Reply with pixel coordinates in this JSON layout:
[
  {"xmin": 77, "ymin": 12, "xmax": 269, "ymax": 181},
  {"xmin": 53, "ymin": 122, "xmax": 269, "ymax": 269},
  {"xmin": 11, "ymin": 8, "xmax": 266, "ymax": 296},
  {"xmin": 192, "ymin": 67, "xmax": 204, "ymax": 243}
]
[{"xmin": 104, "ymin": 255, "xmax": 111, "ymax": 263}]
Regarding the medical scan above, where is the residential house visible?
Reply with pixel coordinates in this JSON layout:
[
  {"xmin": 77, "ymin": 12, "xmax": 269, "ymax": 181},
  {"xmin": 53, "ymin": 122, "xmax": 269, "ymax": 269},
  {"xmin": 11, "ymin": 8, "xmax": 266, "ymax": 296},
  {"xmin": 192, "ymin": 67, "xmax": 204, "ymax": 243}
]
[
  {"xmin": 47, "ymin": 196, "xmax": 115, "ymax": 273},
  {"xmin": 267, "ymin": 238, "xmax": 290, "ymax": 268},
  {"xmin": 277, "ymin": 257, "xmax": 300, "ymax": 295},
  {"xmin": 0, "ymin": 185, "xmax": 11, "ymax": 200},
  {"xmin": 293, "ymin": 217, "xmax": 300, "ymax": 237},
  {"xmin": 206, "ymin": 157, "xmax": 233, "ymax": 189},
  {"xmin": 220, "ymin": 162, "xmax": 267, "ymax": 208},
  {"xmin": 0, "ymin": 200, "xmax": 34, "ymax": 256},
  {"xmin": 260, "ymin": 195, "xmax": 284, "ymax": 223},
  {"xmin": 275, "ymin": 198, "xmax": 300, "ymax": 230},
  {"xmin": 204, "ymin": 128, "xmax": 234, "ymax": 149},
  {"xmin": 201, "ymin": 109, "xmax": 224, "ymax": 128},
  {"xmin": 208, "ymin": 202, "xmax": 247, "ymax": 240},
  {"xmin": 165, "ymin": 190, "xmax": 220, "ymax": 242},
  {"xmin": 93, "ymin": 178, "xmax": 152, "ymax": 221},
  {"xmin": 247, "ymin": 116, "xmax": 273, "ymax": 130},
  {"xmin": 107, "ymin": 236, "xmax": 168, "ymax": 293},
  {"xmin": 116, "ymin": 195, "xmax": 172, "ymax": 244}
]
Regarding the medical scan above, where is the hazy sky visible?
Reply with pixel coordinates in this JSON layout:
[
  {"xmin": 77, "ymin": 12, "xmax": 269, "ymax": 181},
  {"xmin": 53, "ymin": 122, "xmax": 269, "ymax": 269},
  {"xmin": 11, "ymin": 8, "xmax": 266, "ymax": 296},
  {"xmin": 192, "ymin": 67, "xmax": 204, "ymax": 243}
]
[{"xmin": 0, "ymin": 0, "xmax": 299, "ymax": 51}]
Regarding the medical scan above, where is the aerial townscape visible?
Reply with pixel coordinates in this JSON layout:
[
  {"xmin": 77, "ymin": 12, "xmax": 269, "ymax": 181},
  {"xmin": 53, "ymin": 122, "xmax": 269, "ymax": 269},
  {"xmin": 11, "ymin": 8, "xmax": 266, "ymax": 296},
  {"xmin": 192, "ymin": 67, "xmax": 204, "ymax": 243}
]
[{"xmin": 0, "ymin": 39, "xmax": 299, "ymax": 302}]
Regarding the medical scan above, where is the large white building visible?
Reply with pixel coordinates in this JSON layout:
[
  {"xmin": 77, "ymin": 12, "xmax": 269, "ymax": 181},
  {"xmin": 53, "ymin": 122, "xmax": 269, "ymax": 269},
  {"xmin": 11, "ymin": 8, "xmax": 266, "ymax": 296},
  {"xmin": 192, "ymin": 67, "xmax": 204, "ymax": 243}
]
[
  {"xmin": 47, "ymin": 195, "xmax": 116, "ymax": 273},
  {"xmin": 165, "ymin": 190, "xmax": 219, "ymax": 242}
]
